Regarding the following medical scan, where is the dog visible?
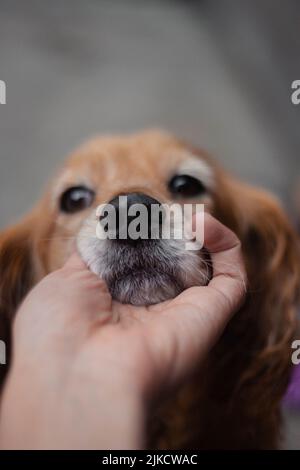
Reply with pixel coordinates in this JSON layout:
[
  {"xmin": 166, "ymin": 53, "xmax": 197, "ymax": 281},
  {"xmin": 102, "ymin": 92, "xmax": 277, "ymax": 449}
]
[{"xmin": 0, "ymin": 130, "xmax": 299, "ymax": 449}]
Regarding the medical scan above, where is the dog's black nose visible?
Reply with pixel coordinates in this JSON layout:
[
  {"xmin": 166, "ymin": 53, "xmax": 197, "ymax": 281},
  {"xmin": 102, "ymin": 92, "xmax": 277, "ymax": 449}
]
[{"xmin": 99, "ymin": 192, "xmax": 164, "ymax": 243}]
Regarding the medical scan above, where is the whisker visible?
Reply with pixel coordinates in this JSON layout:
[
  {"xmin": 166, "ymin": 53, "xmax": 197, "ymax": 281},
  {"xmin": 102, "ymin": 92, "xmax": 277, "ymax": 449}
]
[{"xmin": 200, "ymin": 258, "xmax": 248, "ymax": 293}]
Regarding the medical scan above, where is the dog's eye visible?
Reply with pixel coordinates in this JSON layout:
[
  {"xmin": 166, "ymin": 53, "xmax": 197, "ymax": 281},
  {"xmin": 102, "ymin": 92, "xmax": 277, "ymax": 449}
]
[
  {"xmin": 60, "ymin": 186, "xmax": 95, "ymax": 213},
  {"xmin": 168, "ymin": 175, "xmax": 206, "ymax": 197}
]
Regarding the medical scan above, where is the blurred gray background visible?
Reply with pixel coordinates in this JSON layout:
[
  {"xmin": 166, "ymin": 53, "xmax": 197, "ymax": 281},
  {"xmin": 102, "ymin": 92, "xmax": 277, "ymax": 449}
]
[{"xmin": 0, "ymin": 0, "xmax": 300, "ymax": 448}]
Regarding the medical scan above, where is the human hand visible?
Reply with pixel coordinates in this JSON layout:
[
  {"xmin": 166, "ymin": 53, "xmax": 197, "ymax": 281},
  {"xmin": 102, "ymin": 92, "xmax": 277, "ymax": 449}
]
[{"xmin": 0, "ymin": 213, "xmax": 246, "ymax": 449}]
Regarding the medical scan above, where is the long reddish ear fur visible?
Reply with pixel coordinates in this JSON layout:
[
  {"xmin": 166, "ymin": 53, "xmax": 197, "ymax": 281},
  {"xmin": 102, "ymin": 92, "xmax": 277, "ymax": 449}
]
[
  {"xmin": 0, "ymin": 217, "xmax": 36, "ymax": 384},
  {"xmin": 206, "ymin": 174, "xmax": 300, "ymax": 448}
]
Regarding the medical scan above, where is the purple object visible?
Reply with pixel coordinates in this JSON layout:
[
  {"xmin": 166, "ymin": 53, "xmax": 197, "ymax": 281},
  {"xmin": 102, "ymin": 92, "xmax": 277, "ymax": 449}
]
[{"xmin": 284, "ymin": 364, "xmax": 300, "ymax": 408}]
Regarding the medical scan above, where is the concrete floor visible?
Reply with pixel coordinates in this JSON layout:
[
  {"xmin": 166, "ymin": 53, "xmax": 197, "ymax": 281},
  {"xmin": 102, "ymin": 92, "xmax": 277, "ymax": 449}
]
[{"xmin": 0, "ymin": 0, "xmax": 299, "ymax": 448}]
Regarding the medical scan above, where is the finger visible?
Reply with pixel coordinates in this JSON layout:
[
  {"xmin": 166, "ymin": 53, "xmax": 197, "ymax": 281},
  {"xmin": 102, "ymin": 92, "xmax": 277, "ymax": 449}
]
[
  {"xmin": 166, "ymin": 212, "xmax": 246, "ymax": 318},
  {"xmin": 63, "ymin": 251, "xmax": 88, "ymax": 271},
  {"xmin": 202, "ymin": 212, "xmax": 247, "ymax": 313}
]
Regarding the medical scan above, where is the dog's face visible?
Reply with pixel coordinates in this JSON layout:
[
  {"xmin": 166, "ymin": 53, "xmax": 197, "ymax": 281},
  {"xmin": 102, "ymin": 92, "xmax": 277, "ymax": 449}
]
[
  {"xmin": 1, "ymin": 129, "xmax": 298, "ymax": 309},
  {"xmin": 33, "ymin": 130, "xmax": 217, "ymax": 305},
  {"xmin": 1, "ymin": 128, "xmax": 299, "ymax": 311}
]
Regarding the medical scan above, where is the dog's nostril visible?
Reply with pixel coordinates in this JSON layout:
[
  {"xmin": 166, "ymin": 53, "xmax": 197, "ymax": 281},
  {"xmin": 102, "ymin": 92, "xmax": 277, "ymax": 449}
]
[{"xmin": 99, "ymin": 192, "xmax": 164, "ymax": 242}]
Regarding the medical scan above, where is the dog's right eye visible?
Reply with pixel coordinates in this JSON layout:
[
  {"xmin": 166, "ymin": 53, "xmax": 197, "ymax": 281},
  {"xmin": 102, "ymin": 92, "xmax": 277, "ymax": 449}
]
[{"xmin": 59, "ymin": 186, "xmax": 95, "ymax": 213}]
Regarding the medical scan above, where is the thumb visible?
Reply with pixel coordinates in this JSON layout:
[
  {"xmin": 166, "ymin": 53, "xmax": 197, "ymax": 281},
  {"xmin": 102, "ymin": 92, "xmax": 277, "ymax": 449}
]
[
  {"xmin": 63, "ymin": 251, "xmax": 88, "ymax": 271},
  {"xmin": 145, "ymin": 214, "xmax": 246, "ymax": 393},
  {"xmin": 201, "ymin": 212, "xmax": 247, "ymax": 315}
]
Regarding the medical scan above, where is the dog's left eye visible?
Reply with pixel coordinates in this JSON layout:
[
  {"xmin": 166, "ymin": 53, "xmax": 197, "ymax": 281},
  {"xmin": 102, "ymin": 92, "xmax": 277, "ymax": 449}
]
[
  {"xmin": 60, "ymin": 186, "xmax": 95, "ymax": 213},
  {"xmin": 168, "ymin": 174, "xmax": 206, "ymax": 197}
]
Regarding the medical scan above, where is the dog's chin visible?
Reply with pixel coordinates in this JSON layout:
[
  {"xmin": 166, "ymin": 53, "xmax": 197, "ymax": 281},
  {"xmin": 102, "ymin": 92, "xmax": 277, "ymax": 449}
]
[
  {"xmin": 107, "ymin": 270, "xmax": 184, "ymax": 305},
  {"xmin": 77, "ymin": 236, "xmax": 208, "ymax": 306}
]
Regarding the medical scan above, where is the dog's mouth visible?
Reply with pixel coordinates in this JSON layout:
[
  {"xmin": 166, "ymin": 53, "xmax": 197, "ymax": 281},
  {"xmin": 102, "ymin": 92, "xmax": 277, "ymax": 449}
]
[
  {"xmin": 78, "ymin": 233, "xmax": 209, "ymax": 306},
  {"xmin": 101, "ymin": 240, "xmax": 185, "ymax": 305}
]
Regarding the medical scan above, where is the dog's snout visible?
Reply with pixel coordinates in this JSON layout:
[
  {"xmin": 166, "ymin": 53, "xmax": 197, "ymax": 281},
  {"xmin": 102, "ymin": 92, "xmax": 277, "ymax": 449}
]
[
  {"xmin": 99, "ymin": 192, "xmax": 164, "ymax": 243},
  {"xmin": 111, "ymin": 192, "xmax": 161, "ymax": 212}
]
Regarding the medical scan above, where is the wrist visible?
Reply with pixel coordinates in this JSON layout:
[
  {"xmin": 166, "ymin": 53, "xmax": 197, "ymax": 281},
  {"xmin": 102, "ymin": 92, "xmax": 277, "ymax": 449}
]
[
  {"xmin": 93, "ymin": 379, "xmax": 145, "ymax": 450},
  {"xmin": 0, "ymin": 363, "xmax": 146, "ymax": 450}
]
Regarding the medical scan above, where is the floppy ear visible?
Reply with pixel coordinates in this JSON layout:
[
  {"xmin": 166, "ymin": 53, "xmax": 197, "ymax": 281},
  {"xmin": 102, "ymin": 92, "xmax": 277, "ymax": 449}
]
[
  {"xmin": 0, "ymin": 216, "xmax": 36, "ymax": 383},
  {"xmin": 212, "ymin": 175, "xmax": 300, "ymax": 446}
]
